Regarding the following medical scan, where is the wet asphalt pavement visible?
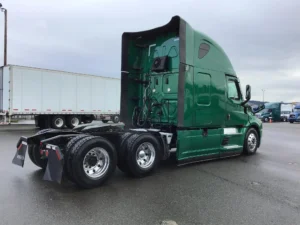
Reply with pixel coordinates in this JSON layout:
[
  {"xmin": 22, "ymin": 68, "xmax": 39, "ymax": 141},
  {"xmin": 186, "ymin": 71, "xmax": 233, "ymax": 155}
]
[{"xmin": 0, "ymin": 123, "xmax": 300, "ymax": 225}]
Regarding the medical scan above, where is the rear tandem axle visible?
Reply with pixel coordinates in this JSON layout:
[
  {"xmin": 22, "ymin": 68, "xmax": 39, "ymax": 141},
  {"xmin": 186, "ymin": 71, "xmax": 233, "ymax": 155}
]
[{"xmin": 12, "ymin": 125, "xmax": 173, "ymax": 189}]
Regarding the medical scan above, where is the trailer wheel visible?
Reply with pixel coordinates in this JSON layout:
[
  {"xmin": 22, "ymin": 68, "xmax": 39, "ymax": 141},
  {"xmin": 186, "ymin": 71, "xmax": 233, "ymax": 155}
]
[
  {"xmin": 125, "ymin": 133, "xmax": 162, "ymax": 178},
  {"xmin": 66, "ymin": 115, "xmax": 81, "ymax": 129},
  {"xmin": 112, "ymin": 115, "xmax": 120, "ymax": 123},
  {"xmin": 51, "ymin": 116, "xmax": 66, "ymax": 129},
  {"xmin": 70, "ymin": 136, "xmax": 117, "ymax": 188},
  {"xmin": 28, "ymin": 129, "xmax": 55, "ymax": 169},
  {"xmin": 117, "ymin": 132, "xmax": 134, "ymax": 173},
  {"xmin": 243, "ymin": 128, "xmax": 259, "ymax": 155},
  {"xmin": 64, "ymin": 134, "xmax": 89, "ymax": 182}
]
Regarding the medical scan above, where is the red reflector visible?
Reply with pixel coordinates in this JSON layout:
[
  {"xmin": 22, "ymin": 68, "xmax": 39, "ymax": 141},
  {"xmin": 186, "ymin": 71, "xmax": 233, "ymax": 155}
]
[
  {"xmin": 55, "ymin": 151, "xmax": 61, "ymax": 160},
  {"xmin": 17, "ymin": 144, "xmax": 23, "ymax": 151}
]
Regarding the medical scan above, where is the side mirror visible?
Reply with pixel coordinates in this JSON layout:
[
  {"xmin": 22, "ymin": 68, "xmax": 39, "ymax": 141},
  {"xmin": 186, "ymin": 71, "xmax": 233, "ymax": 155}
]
[
  {"xmin": 241, "ymin": 85, "xmax": 251, "ymax": 106},
  {"xmin": 245, "ymin": 85, "xmax": 251, "ymax": 101}
]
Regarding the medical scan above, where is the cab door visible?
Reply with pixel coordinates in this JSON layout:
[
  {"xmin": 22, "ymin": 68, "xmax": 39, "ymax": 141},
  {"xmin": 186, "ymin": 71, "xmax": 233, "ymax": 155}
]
[
  {"xmin": 221, "ymin": 75, "xmax": 249, "ymax": 155},
  {"xmin": 225, "ymin": 76, "xmax": 249, "ymax": 127}
]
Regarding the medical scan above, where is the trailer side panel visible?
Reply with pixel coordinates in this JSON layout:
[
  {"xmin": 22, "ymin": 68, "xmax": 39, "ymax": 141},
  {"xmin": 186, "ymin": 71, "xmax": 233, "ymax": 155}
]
[{"xmin": 6, "ymin": 65, "xmax": 120, "ymax": 115}]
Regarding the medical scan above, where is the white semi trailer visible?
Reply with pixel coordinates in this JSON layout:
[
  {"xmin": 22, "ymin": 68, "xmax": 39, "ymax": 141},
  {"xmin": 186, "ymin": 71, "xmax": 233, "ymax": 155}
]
[{"xmin": 0, "ymin": 65, "xmax": 120, "ymax": 128}]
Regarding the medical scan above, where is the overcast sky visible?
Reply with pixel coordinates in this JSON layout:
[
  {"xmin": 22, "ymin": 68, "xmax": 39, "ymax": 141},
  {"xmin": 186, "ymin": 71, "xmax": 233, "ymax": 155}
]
[{"xmin": 1, "ymin": 0, "xmax": 300, "ymax": 102}]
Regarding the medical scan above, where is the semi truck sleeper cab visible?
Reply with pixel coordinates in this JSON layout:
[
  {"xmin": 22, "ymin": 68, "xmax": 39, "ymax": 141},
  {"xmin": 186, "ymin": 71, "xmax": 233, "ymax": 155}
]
[{"xmin": 12, "ymin": 16, "xmax": 263, "ymax": 189}]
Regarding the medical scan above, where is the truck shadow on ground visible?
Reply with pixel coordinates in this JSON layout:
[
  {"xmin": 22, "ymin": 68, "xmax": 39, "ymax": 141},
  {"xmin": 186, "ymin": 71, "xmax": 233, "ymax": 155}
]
[{"xmin": 28, "ymin": 152, "xmax": 258, "ymax": 194}]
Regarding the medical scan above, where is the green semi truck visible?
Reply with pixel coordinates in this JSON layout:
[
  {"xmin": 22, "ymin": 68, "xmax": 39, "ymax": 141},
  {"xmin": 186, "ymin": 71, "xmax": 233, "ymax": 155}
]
[
  {"xmin": 12, "ymin": 16, "xmax": 263, "ymax": 189},
  {"xmin": 255, "ymin": 102, "xmax": 293, "ymax": 122}
]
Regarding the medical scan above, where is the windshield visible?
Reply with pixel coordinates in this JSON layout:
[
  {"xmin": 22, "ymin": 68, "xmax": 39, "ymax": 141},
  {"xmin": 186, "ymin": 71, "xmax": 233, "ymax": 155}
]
[{"xmin": 294, "ymin": 108, "xmax": 300, "ymax": 113}]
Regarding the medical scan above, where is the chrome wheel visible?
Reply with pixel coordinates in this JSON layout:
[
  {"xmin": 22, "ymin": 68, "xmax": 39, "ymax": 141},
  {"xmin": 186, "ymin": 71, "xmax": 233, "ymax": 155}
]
[
  {"xmin": 83, "ymin": 148, "xmax": 110, "ymax": 179},
  {"xmin": 113, "ymin": 116, "xmax": 120, "ymax": 123},
  {"xmin": 55, "ymin": 118, "xmax": 64, "ymax": 128},
  {"xmin": 136, "ymin": 142, "xmax": 155, "ymax": 169},
  {"xmin": 247, "ymin": 133, "xmax": 257, "ymax": 152},
  {"xmin": 71, "ymin": 117, "xmax": 80, "ymax": 127}
]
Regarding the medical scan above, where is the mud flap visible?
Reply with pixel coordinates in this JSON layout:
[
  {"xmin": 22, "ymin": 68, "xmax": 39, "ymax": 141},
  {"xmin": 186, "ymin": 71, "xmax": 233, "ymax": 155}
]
[
  {"xmin": 43, "ymin": 144, "xmax": 64, "ymax": 184},
  {"xmin": 12, "ymin": 137, "xmax": 28, "ymax": 167}
]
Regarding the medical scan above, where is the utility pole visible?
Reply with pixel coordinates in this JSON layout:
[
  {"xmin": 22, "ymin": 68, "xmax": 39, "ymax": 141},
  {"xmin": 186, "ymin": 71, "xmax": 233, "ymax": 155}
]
[
  {"xmin": 0, "ymin": 3, "xmax": 7, "ymax": 66},
  {"xmin": 262, "ymin": 89, "xmax": 266, "ymax": 103}
]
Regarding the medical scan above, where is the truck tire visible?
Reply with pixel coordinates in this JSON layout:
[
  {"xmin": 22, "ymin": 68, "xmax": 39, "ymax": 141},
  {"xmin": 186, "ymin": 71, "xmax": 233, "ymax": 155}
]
[
  {"xmin": 66, "ymin": 136, "xmax": 95, "ymax": 182},
  {"xmin": 283, "ymin": 117, "xmax": 287, "ymax": 122},
  {"xmin": 66, "ymin": 115, "xmax": 81, "ymax": 129},
  {"xmin": 117, "ymin": 132, "xmax": 134, "ymax": 174},
  {"xmin": 28, "ymin": 129, "xmax": 55, "ymax": 169},
  {"xmin": 112, "ymin": 115, "xmax": 120, "ymax": 123},
  {"xmin": 243, "ymin": 128, "xmax": 259, "ymax": 155},
  {"xmin": 125, "ymin": 133, "xmax": 162, "ymax": 178},
  {"xmin": 64, "ymin": 134, "xmax": 89, "ymax": 182},
  {"xmin": 263, "ymin": 117, "xmax": 269, "ymax": 122},
  {"xmin": 70, "ymin": 136, "xmax": 117, "ymax": 188},
  {"xmin": 51, "ymin": 116, "xmax": 66, "ymax": 129}
]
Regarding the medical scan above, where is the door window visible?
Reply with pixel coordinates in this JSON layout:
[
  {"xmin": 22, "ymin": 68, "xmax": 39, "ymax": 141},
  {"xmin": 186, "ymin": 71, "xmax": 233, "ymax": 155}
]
[{"xmin": 227, "ymin": 80, "xmax": 240, "ymax": 100}]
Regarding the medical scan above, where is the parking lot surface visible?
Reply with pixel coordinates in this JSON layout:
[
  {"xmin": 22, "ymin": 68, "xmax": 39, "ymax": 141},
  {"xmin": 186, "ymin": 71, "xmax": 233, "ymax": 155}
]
[{"xmin": 0, "ymin": 123, "xmax": 300, "ymax": 225}]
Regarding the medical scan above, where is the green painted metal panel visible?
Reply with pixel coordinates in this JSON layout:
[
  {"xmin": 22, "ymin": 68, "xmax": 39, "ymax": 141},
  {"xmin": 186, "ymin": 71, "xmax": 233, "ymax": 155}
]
[
  {"xmin": 121, "ymin": 16, "xmax": 241, "ymax": 129},
  {"xmin": 121, "ymin": 16, "xmax": 263, "ymax": 163},
  {"xmin": 195, "ymin": 73, "xmax": 211, "ymax": 105},
  {"xmin": 181, "ymin": 23, "xmax": 237, "ymax": 128},
  {"xmin": 176, "ymin": 129, "xmax": 222, "ymax": 160},
  {"xmin": 194, "ymin": 72, "xmax": 212, "ymax": 125},
  {"xmin": 123, "ymin": 33, "xmax": 179, "ymax": 126},
  {"xmin": 220, "ymin": 127, "xmax": 246, "ymax": 152}
]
